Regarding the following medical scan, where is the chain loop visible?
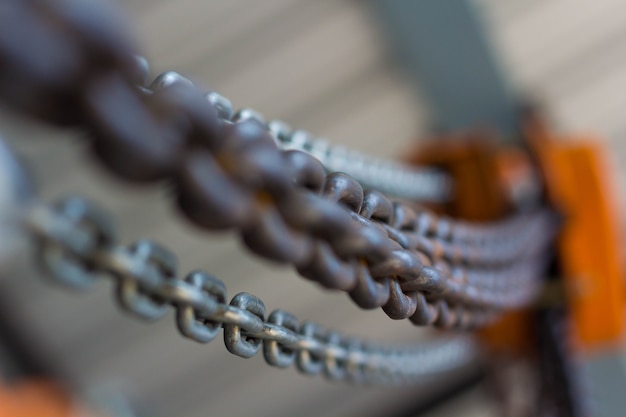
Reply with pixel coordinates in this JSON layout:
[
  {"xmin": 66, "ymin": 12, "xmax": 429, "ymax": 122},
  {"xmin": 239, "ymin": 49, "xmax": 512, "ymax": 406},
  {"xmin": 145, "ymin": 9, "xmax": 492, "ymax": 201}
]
[
  {"xmin": 263, "ymin": 310, "xmax": 299, "ymax": 368},
  {"xmin": 172, "ymin": 271, "xmax": 226, "ymax": 343},
  {"xmin": 323, "ymin": 331, "xmax": 349, "ymax": 381},
  {"xmin": 223, "ymin": 293, "xmax": 266, "ymax": 358},
  {"xmin": 29, "ymin": 197, "xmax": 115, "ymax": 289},
  {"xmin": 104, "ymin": 241, "xmax": 175, "ymax": 320},
  {"xmin": 296, "ymin": 322, "xmax": 326, "ymax": 376}
]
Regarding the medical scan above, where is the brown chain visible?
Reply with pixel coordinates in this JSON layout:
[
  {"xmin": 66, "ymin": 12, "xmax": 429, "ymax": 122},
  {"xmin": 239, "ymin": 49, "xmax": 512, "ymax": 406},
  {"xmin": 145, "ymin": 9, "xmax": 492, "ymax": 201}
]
[{"xmin": 0, "ymin": 0, "xmax": 557, "ymax": 328}]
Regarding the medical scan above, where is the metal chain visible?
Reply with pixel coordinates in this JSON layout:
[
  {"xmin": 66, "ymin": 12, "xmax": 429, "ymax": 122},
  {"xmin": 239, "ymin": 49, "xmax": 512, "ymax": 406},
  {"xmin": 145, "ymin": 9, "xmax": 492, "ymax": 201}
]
[
  {"xmin": 265, "ymin": 115, "xmax": 451, "ymax": 203},
  {"xmin": 143, "ymin": 75, "xmax": 453, "ymax": 205},
  {"xmin": 150, "ymin": 70, "xmax": 550, "ymax": 267},
  {"xmin": 0, "ymin": 0, "xmax": 558, "ymax": 328},
  {"xmin": 20, "ymin": 196, "xmax": 479, "ymax": 385}
]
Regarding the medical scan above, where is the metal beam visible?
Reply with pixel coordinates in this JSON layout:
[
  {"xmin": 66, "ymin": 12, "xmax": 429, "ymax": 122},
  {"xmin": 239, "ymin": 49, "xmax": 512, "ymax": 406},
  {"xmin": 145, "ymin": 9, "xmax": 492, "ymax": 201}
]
[{"xmin": 370, "ymin": 0, "xmax": 521, "ymax": 139}]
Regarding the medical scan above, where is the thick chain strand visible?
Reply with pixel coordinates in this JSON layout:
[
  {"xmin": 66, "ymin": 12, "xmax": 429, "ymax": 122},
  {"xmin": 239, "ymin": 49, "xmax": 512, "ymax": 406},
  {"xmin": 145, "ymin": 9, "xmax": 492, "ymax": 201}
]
[
  {"xmin": 265, "ymin": 114, "xmax": 451, "ymax": 203},
  {"xmin": 150, "ymin": 70, "xmax": 550, "ymax": 268},
  {"xmin": 21, "ymin": 196, "xmax": 479, "ymax": 385},
  {"xmin": 0, "ymin": 0, "xmax": 558, "ymax": 328}
]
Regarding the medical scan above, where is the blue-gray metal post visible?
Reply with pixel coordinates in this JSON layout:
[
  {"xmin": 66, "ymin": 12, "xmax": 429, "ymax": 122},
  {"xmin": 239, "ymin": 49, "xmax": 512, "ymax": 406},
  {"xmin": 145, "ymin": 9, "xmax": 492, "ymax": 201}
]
[{"xmin": 371, "ymin": 0, "xmax": 521, "ymax": 139}]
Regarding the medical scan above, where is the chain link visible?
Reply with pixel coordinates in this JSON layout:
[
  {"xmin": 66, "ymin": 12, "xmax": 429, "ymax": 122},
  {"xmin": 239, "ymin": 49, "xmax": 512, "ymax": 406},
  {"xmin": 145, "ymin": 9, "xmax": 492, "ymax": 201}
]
[
  {"xmin": 266, "ymin": 117, "xmax": 451, "ymax": 202},
  {"xmin": 149, "ymin": 70, "xmax": 452, "ymax": 202},
  {"xmin": 0, "ymin": 0, "xmax": 558, "ymax": 328},
  {"xmin": 22, "ymin": 196, "xmax": 479, "ymax": 385}
]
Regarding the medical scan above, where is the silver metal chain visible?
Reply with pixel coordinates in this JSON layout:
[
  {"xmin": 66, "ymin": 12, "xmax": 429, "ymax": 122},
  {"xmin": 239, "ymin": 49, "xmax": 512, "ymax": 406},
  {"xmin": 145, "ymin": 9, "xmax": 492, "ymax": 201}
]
[
  {"xmin": 16, "ymin": 196, "xmax": 479, "ymax": 385},
  {"xmin": 151, "ymin": 70, "xmax": 452, "ymax": 203}
]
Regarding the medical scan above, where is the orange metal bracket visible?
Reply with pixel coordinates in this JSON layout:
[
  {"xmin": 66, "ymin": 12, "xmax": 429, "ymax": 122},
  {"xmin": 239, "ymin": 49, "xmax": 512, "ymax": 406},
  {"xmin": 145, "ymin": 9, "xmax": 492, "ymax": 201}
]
[
  {"xmin": 0, "ymin": 380, "xmax": 74, "ymax": 417},
  {"xmin": 409, "ymin": 131, "xmax": 511, "ymax": 220},
  {"xmin": 409, "ymin": 132, "xmax": 535, "ymax": 354},
  {"xmin": 410, "ymin": 122, "xmax": 626, "ymax": 352},
  {"xmin": 527, "ymin": 119, "xmax": 626, "ymax": 349}
]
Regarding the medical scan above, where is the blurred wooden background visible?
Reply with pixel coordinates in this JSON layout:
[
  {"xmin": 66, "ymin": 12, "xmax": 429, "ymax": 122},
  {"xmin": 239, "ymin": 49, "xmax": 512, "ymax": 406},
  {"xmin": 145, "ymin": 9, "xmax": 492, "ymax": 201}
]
[{"xmin": 2, "ymin": 0, "xmax": 626, "ymax": 416}]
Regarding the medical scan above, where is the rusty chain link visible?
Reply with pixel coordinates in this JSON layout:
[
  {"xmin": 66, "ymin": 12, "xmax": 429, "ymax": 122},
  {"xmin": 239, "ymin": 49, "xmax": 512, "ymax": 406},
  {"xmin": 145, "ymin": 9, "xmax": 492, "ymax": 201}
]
[
  {"xmin": 0, "ymin": 0, "xmax": 558, "ymax": 329},
  {"xmin": 17, "ymin": 195, "xmax": 479, "ymax": 385}
]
